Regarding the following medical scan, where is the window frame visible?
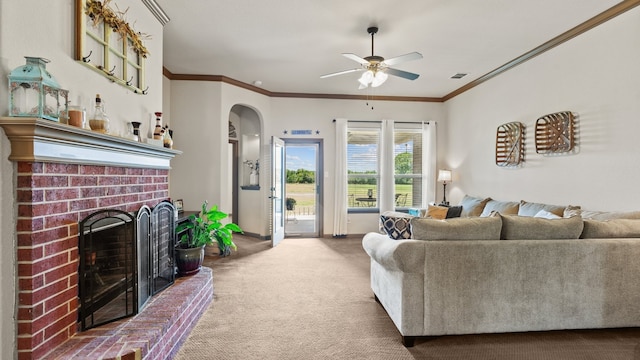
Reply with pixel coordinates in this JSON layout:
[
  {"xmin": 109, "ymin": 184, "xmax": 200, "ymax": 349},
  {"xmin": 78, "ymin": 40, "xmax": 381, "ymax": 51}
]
[
  {"xmin": 392, "ymin": 124, "xmax": 425, "ymax": 211},
  {"xmin": 347, "ymin": 123, "xmax": 381, "ymax": 214}
]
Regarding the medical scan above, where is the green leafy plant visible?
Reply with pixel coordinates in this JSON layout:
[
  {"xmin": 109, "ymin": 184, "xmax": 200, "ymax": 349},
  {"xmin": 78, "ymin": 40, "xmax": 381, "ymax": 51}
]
[
  {"xmin": 286, "ymin": 197, "xmax": 297, "ymax": 211},
  {"xmin": 176, "ymin": 201, "xmax": 242, "ymax": 257}
]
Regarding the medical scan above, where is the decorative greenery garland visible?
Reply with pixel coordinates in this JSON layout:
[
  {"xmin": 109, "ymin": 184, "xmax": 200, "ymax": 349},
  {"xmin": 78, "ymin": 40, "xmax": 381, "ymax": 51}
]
[{"xmin": 85, "ymin": 0, "xmax": 149, "ymax": 58}]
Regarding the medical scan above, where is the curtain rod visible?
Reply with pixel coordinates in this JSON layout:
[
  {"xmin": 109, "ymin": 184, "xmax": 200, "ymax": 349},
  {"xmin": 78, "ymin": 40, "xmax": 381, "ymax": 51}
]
[{"xmin": 332, "ymin": 119, "xmax": 431, "ymax": 124}]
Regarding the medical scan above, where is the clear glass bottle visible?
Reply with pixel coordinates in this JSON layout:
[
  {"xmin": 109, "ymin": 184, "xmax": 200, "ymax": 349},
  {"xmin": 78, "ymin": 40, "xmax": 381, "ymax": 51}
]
[
  {"xmin": 89, "ymin": 94, "xmax": 110, "ymax": 134},
  {"xmin": 67, "ymin": 105, "xmax": 86, "ymax": 128}
]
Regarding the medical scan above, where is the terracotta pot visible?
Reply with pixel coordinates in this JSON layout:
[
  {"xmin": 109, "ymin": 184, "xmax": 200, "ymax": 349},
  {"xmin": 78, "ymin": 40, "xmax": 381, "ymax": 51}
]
[{"xmin": 175, "ymin": 245, "xmax": 205, "ymax": 276}]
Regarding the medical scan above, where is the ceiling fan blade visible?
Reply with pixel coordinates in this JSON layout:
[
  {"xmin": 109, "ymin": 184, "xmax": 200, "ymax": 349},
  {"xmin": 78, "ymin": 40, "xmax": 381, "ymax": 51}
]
[
  {"xmin": 386, "ymin": 67, "xmax": 420, "ymax": 80},
  {"xmin": 381, "ymin": 52, "xmax": 423, "ymax": 66},
  {"xmin": 320, "ymin": 68, "xmax": 363, "ymax": 79},
  {"xmin": 342, "ymin": 53, "xmax": 370, "ymax": 65}
]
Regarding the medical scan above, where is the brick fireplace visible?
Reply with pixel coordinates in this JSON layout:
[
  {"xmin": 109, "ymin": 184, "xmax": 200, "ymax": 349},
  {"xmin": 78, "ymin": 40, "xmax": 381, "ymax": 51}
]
[
  {"xmin": 17, "ymin": 161, "xmax": 168, "ymax": 357},
  {"xmin": 1, "ymin": 118, "xmax": 213, "ymax": 360}
]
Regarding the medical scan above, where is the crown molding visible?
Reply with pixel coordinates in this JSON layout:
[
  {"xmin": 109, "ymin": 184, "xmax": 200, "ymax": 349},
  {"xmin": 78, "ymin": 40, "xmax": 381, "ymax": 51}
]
[
  {"xmin": 162, "ymin": 0, "xmax": 640, "ymax": 103},
  {"xmin": 142, "ymin": 0, "xmax": 170, "ymax": 26},
  {"xmin": 163, "ymin": 68, "xmax": 442, "ymax": 102}
]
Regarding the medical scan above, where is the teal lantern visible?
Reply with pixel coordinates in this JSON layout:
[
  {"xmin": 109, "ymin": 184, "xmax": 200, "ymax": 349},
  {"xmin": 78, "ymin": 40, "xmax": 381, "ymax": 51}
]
[{"xmin": 8, "ymin": 56, "xmax": 69, "ymax": 121}]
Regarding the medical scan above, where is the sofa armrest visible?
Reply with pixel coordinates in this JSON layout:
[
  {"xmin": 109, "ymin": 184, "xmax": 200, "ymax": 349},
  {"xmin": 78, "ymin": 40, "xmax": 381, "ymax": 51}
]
[{"xmin": 362, "ymin": 232, "xmax": 426, "ymax": 273}]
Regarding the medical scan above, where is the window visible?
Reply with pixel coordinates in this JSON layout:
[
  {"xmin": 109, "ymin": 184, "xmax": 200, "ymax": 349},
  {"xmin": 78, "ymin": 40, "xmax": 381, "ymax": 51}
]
[
  {"xmin": 346, "ymin": 121, "xmax": 431, "ymax": 212},
  {"xmin": 393, "ymin": 124, "xmax": 424, "ymax": 209},
  {"xmin": 347, "ymin": 124, "xmax": 381, "ymax": 211}
]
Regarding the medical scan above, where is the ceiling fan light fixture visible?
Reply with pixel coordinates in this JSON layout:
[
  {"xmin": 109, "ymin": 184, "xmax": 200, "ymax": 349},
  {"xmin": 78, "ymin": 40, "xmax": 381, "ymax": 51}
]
[
  {"xmin": 358, "ymin": 70, "xmax": 374, "ymax": 88},
  {"xmin": 371, "ymin": 70, "xmax": 388, "ymax": 87}
]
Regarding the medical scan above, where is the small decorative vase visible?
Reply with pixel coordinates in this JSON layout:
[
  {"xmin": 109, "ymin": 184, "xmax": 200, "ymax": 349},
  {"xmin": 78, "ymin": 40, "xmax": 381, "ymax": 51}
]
[
  {"xmin": 175, "ymin": 245, "xmax": 205, "ymax": 276},
  {"xmin": 153, "ymin": 112, "xmax": 163, "ymax": 140}
]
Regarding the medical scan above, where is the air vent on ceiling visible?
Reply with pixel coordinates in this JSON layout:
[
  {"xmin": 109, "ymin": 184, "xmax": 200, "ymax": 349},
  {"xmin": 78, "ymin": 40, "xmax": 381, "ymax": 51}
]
[{"xmin": 451, "ymin": 73, "xmax": 468, "ymax": 79}]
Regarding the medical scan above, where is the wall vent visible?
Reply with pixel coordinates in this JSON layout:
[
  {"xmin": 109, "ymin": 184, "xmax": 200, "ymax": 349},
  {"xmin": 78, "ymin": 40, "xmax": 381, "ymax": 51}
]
[{"xmin": 451, "ymin": 73, "xmax": 468, "ymax": 79}]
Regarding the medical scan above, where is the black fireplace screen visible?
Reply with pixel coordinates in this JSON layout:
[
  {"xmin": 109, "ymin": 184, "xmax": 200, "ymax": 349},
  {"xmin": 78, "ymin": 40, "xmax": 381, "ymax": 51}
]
[
  {"xmin": 79, "ymin": 210, "xmax": 136, "ymax": 331},
  {"xmin": 78, "ymin": 202, "xmax": 176, "ymax": 331}
]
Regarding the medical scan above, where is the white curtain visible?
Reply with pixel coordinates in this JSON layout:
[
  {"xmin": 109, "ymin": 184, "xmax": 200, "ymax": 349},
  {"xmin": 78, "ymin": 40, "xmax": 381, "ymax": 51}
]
[
  {"xmin": 333, "ymin": 118, "xmax": 348, "ymax": 236},
  {"xmin": 422, "ymin": 122, "xmax": 437, "ymax": 206},
  {"xmin": 379, "ymin": 120, "xmax": 395, "ymax": 213}
]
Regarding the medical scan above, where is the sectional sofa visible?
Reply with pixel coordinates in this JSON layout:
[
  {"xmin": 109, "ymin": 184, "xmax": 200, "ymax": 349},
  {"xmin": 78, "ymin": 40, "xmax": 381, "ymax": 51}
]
[{"xmin": 363, "ymin": 196, "xmax": 640, "ymax": 346}]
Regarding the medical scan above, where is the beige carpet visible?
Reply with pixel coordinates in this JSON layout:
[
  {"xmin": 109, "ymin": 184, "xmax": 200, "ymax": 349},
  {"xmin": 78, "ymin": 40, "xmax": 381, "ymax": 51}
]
[{"xmin": 175, "ymin": 235, "xmax": 640, "ymax": 360}]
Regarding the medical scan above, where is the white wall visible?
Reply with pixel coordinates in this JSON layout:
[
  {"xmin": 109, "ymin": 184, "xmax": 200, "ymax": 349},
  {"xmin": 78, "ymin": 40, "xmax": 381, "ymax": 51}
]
[
  {"xmin": 169, "ymin": 81, "xmax": 273, "ymax": 237},
  {"xmin": 167, "ymin": 81, "xmax": 445, "ymax": 237},
  {"xmin": 270, "ymin": 98, "xmax": 444, "ymax": 235},
  {"xmin": 443, "ymin": 7, "xmax": 640, "ymax": 212},
  {"xmin": 0, "ymin": 1, "xmax": 165, "ymax": 358}
]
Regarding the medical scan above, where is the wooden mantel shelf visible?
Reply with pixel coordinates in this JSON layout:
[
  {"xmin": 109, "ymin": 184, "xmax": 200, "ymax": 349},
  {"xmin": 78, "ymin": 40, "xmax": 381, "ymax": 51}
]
[{"xmin": 0, "ymin": 117, "xmax": 181, "ymax": 169}]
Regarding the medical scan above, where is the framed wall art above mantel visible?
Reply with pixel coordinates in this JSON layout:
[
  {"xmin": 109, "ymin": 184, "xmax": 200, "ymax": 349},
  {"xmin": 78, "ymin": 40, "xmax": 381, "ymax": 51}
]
[{"xmin": 75, "ymin": 0, "xmax": 148, "ymax": 94}]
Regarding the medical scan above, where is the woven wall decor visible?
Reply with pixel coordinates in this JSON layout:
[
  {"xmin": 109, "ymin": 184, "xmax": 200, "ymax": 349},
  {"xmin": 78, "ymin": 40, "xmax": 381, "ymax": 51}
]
[
  {"xmin": 496, "ymin": 122, "xmax": 525, "ymax": 167},
  {"xmin": 535, "ymin": 111, "xmax": 575, "ymax": 154}
]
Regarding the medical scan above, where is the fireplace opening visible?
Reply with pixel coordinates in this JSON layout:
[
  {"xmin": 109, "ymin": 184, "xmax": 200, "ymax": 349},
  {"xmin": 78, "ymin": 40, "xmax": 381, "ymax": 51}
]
[
  {"xmin": 79, "ymin": 210, "xmax": 137, "ymax": 331},
  {"xmin": 78, "ymin": 201, "xmax": 176, "ymax": 331}
]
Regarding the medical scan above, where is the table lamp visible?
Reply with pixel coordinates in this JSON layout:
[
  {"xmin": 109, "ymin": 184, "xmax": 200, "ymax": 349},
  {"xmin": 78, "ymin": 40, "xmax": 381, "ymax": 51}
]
[{"xmin": 437, "ymin": 169, "xmax": 452, "ymax": 206}]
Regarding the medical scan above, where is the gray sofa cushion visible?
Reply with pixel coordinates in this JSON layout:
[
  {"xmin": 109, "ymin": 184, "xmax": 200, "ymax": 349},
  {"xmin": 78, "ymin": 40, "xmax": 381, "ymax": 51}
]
[
  {"xmin": 581, "ymin": 219, "xmax": 640, "ymax": 238},
  {"xmin": 517, "ymin": 200, "xmax": 567, "ymax": 217},
  {"xmin": 480, "ymin": 199, "xmax": 520, "ymax": 217},
  {"xmin": 410, "ymin": 216, "xmax": 502, "ymax": 240},
  {"xmin": 459, "ymin": 195, "xmax": 491, "ymax": 217},
  {"xmin": 500, "ymin": 214, "xmax": 584, "ymax": 240},
  {"xmin": 581, "ymin": 210, "xmax": 640, "ymax": 221}
]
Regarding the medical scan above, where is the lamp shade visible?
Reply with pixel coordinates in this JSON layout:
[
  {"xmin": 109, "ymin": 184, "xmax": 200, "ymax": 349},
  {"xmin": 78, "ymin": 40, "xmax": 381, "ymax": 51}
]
[
  {"xmin": 437, "ymin": 169, "xmax": 452, "ymax": 182},
  {"xmin": 371, "ymin": 71, "xmax": 388, "ymax": 87}
]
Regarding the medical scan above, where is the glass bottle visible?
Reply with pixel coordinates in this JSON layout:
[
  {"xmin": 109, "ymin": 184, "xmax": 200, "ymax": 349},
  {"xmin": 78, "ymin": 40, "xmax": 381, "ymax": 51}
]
[
  {"xmin": 67, "ymin": 105, "xmax": 86, "ymax": 128},
  {"xmin": 153, "ymin": 112, "xmax": 163, "ymax": 140},
  {"xmin": 163, "ymin": 125, "xmax": 173, "ymax": 148},
  {"xmin": 89, "ymin": 94, "xmax": 110, "ymax": 134},
  {"xmin": 131, "ymin": 121, "xmax": 142, "ymax": 142}
]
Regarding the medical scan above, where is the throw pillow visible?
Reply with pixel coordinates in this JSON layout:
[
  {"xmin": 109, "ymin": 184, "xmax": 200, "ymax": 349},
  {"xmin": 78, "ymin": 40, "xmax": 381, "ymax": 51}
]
[
  {"xmin": 380, "ymin": 212, "xmax": 413, "ymax": 240},
  {"xmin": 563, "ymin": 205, "xmax": 582, "ymax": 218},
  {"xmin": 427, "ymin": 205, "xmax": 449, "ymax": 220},
  {"xmin": 499, "ymin": 214, "xmax": 584, "ymax": 240},
  {"xmin": 480, "ymin": 199, "xmax": 520, "ymax": 217},
  {"xmin": 445, "ymin": 205, "xmax": 463, "ymax": 219},
  {"xmin": 581, "ymin": 219, "xmax": 640, "ymax": 238},
  {"xmin": 517, "ymin": 200, "xmax": 566, "ymax": 217},
  {"xmin": 459, "ymin": 194, "xmax": 491, "ymax": 217},
  {"xmin": 409, "ymin": 216, "xmax": 502, "ymax": 240},
  {"xmin": 534, "ymin": 209, "xmax": 561, "ymax": 219}
]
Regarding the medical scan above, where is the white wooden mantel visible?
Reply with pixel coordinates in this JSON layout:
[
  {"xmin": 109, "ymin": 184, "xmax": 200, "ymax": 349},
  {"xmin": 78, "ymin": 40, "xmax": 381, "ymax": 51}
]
[{"xmin": 0, "ymin": 117, "xmax": 181, "ymax": 169}]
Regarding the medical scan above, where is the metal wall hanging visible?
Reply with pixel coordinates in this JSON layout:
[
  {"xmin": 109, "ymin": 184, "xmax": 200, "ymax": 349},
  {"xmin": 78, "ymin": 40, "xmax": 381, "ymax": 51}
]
[
  {"xmin": 496, "ymin": 122, "xmax": 525, "ymax": 167},
  {"xmin": 534, "ymin": 111, "xmax": 575, "ymax": 154}
]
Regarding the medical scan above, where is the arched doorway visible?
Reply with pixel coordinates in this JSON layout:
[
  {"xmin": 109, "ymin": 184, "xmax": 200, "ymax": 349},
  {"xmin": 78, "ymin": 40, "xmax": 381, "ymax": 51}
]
[{"xmin": 229, "ymin": 104, "xmax": 262, "ymax": 238}]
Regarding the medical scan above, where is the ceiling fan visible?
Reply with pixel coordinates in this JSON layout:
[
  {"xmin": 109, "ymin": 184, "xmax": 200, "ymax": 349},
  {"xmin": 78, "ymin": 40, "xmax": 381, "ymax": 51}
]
[{"xmin": 321, "ymin": 26, "xmax": 423, "ymax": 89}]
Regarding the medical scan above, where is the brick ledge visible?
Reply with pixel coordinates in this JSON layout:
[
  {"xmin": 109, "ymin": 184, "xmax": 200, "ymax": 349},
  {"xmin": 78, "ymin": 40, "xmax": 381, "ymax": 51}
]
[{"xmin": 43, "ymin": 267, "xmax": 213, "ymax": 360}]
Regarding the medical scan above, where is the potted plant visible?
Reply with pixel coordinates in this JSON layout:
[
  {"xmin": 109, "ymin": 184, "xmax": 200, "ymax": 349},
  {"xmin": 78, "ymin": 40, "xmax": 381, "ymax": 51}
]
[
  {"xmin": 174, "ymin": 201, "xmax": 243, "ymax": 275},
  {"xmin": 286, "ymin": 197, "xmax": 296, "ymax": 211}
]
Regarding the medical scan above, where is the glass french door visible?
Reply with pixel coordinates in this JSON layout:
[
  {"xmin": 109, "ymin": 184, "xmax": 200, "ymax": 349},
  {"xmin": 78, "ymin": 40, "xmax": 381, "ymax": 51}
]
[
  {"xmin": 284, "ymin": 139, "xmax": 322, "ymax": 238},
  {"xmin": 270, "ymin": 136, "xmax": 285, "ymax": 246}
]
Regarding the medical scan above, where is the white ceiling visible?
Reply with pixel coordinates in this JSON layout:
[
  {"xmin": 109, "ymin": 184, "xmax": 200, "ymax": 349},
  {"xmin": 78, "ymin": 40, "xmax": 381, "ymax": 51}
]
[{"xmin": 159, "ymin": 0, "xmax": 621, "ymax": 98}]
